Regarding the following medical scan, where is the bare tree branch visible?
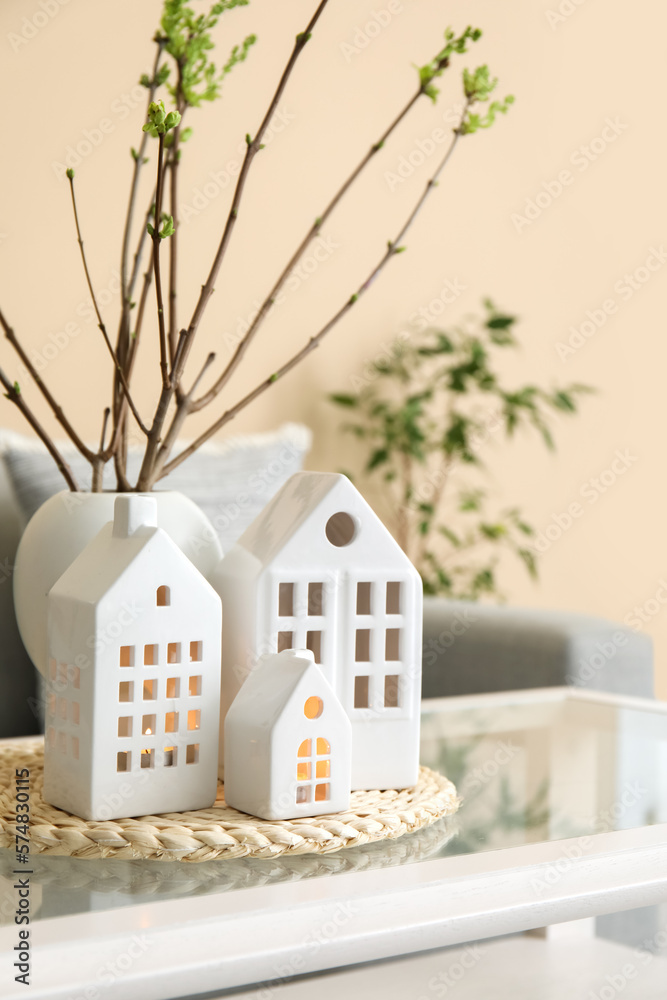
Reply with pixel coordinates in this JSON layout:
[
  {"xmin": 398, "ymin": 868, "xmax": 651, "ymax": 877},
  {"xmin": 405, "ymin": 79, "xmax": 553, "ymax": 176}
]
[
  {"xmin": 91, "ymin": 407, "xmax": 111, "ymax": 492},
  {"xmin": 168, "ymin": 63, "xmax": 187, "ymax": 369},
  {"xmin": 150, "ymin": 132, "xmax": 170, "ymax": 390},
  {"xmin": 158, "ymin": 108, "xmax": 471, "ymax": 479},
  {"xmin": 0, "ymin": 368, "xmax": 79, "ymax": 491},
  {"xmin": 67, "ymin": 173, "xmax": 149, "ymax": 437},
  {"xmin": 183, "ymin": 0, "xmax": 331, "ymax": 347},
  {"xmin": 191, "ymin": 87, "xmax": 427, "ymax": 412},
  {"xmin": 0, "ymin": 307, "xmax": 94, "ymax": 462},
  {"xmin": 136, "ymin": 0, "xmax": 331, "ymax": 491},
  {"xmin": 120, "ymin": 40, "xmax": 165, "ymax": 326}
]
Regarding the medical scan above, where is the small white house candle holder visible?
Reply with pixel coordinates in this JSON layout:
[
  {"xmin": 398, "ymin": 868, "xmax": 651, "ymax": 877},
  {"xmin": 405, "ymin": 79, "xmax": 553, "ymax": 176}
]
[
  {"xmin": 224, "ymin": 648, "xmax": 352, "ymax": 821},
  {"xmin": 43, "ymin": 494, "xmax": 222, "ymax": 821},
  {"xmin": 214, "ymin": 471, "xmax": 423, "ymax": 792}
]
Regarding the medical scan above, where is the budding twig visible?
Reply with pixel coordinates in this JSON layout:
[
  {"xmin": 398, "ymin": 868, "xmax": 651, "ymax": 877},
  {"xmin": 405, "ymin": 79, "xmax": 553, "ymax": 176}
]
[
  {"xmin": 0, "ymin": 368, "xmax": 79, "ymax": 491},
  {"xmin": 67, "ymin": 171, "xmax": 149, "ymax": 438},
  {"xmin": 136, "ymin": 1, "xmax": 330, "ymax": 491},
  {"xmin": 0, "ymin": 306, "xmax": 94, "ymax": 461},
  {"xmin": 158, "ymin": 105, "xmax": 472, "ymax": 479},
  {"xmin": 150, "ymin": 133, "xmax": 170, "ymax": 390}
]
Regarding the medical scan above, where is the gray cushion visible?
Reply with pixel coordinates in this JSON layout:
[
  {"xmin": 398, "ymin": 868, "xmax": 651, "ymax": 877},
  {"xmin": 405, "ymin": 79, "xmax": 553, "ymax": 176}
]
[
  {"xmin": 0, "ymin": 424, "xmax": 311, "ymax": 553},
  {"xmin": 0, "ymin": 460, "xmax": 39, "ymax": 736},
  {"xmin": 422, "ymin": 597, "xmax": 654, "ymax": 699}
]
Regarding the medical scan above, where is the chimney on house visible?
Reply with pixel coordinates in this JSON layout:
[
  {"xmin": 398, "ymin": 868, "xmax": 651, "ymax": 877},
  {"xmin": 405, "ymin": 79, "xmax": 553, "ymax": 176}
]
[{"xmin": 112, "ymin": 495, "xmax": 158, "ymax": 539}]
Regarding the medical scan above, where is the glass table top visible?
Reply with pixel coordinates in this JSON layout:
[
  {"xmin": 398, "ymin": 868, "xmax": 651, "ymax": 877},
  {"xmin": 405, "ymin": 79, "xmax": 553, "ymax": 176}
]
[{"xmin": 2, "ymin": 689, "xmax": 666, "ymax": 925}]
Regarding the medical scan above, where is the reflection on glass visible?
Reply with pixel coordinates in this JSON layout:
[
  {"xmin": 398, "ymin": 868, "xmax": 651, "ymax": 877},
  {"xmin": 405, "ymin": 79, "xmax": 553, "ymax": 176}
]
[{"xmin": 3, "ymin": 695, "xmax": 665, "ymax": 926}]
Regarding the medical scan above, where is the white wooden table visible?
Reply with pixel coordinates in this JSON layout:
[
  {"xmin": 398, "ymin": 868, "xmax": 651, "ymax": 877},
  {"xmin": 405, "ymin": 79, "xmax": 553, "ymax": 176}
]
[{"xmin": 1, "ymin": 687, "xmax": 666, "ymax": 1000}]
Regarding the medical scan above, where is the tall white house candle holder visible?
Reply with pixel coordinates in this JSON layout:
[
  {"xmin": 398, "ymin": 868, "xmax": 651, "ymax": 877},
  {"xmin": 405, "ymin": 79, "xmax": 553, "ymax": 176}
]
[
  {"xmin": 213, "ymin": 472, "xmax": 423, "ymax": 791},
  {"xmin": 224, "ymin": 648, "xmax": 352, "ymax": 821},
  {"xmin": 44, "ymin": 495, "xmax": 222, "ymax": 821}
]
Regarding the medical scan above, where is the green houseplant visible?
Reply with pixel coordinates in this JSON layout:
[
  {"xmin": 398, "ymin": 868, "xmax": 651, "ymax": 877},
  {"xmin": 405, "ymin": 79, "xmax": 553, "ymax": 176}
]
[
  {"xmin": 0, "ymin": 1, "xmax": 513, "ymax": 493},
  {"xmin": 331, "ymin": 303, "xmax": 590, "ymax": 599}
]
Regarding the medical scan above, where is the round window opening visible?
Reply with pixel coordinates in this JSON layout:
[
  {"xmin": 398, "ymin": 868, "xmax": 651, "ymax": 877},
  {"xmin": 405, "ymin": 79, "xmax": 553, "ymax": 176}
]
[
  {"xmin": 325, "ymin": 511, "xmax": 356, "ymax": 547},
  {"xmin": 304, "ymin": 696, "xmax": 323, "ymax": 720}
]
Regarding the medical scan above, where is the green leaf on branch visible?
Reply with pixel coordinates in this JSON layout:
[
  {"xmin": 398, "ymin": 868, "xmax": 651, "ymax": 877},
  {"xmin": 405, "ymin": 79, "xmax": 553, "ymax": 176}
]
[
  {"xmin": 142, "ymin": 99, "xmax": 181, "ymax": 137},
  {"xmin": 330, "ymin": 393, "xmax": 359, "ymax": 408},
  {"xmin": 158, "ymin": 215, "xmax": 175, "ymax": 239},
  {"xmin": 518, "ymin": 547, "xmax": 538, "ymax": 579},
  {"xmin": 367, "ymin": 448, "xmax": 389, "ymax": 471},
  {"xmin": 460, "ymin": 68, "xmax": 514, "ymax": 134},
  {"xmin": 487, "ymin": 313, "xmax": 515, "ymax": 330},
  {"xmin": 417, "ymin": 26, "xmax": 483, "ymax": 102},
  {"xmin": 161, "ymin": 2, "xmax": 256, "ymax": 107},
  {"xmin": 331, "ymin": 299, "xmax": 590, "ymax": 599}
]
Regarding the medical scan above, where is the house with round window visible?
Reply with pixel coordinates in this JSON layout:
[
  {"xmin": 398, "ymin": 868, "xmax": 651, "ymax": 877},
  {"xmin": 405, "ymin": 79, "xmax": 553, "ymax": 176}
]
[
  {"xmin": 223, "ymin": 648, "xmax": 351, "ymax": 820},
  {"xmin": 214, "ymin": 471, "xmax": 423, "ymax": 792}
]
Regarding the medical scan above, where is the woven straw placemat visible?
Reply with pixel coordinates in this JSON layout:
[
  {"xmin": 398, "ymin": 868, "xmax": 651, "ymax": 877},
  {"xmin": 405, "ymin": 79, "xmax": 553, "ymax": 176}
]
[{"xmin": 0, "ymin": 738, "xmax": 459, "ymax": 862}]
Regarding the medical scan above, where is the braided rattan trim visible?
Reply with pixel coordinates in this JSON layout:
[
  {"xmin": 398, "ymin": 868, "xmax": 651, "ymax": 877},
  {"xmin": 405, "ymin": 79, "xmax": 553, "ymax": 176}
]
[{"xmin": 0, "ymin": 739, "xmax": 459, "ymax": 862}]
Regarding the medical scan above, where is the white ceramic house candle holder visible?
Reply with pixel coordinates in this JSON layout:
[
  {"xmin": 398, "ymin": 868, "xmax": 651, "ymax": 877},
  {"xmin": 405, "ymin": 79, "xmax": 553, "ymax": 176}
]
[
  {"xmin": 44, "ymin": 495, "xmax": 222, "ymax": 821},
  {"xmin": 224, "ymin": 648, "xmax": 352, "ymax": 821},
  {"xmin": 213, "ymin": 472, "xmax": 423, "ymax": 791}
]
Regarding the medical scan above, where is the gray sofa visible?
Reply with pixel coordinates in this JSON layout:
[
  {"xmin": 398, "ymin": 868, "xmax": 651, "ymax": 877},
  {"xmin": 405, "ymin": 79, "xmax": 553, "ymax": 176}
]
[
  {"xmin": 422, "ymin": 598, "xmax": 653, "ymax": 699},
  {"xmin": 0, "ymin": 446, "xmax": 654, "ymax": 739}
]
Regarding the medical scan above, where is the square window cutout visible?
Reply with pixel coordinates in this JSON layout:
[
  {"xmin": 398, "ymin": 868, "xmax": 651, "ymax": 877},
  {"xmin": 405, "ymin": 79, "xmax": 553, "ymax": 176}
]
[
  {"xmin": 143, "ymin": 679, "xmax": 157, "ymax": 700},
  {"xmin": 315, "ymin": 783, "xmax": 330, "ymax": 802},
  {"xmin": 384, "ymin": 674, "xmax": 400, "ymax": 708},
  {"xmin": 119, "ymin": 645, "xmax": 134, "ymax": 667},
  {"xmin": 142, "ymin": 714, "xmax": 156, "ymax": 736},
  {"xmin": 385, "ymin": 629, "xmax": 400, "ymax": 661},
  {"xmin": 356, "ymin": 582, "xmax": 372, "ymax": 616},
  {"xmin": 144, "ymin": 644, "xmax": 158, "ymax": 666},
  {"xmin": 386, "ymin": 581, "xmax": 401, "ymax": 615},
  {"xmin": 355, "ymin": 629, "xmax": 370, "ymax": 662},
  {"xmin": 279, "ymin": 582, "xmax": 294, "ymax": 617},
  {"xmin": 118, "ymin": 716, "xmax": 132, "ymax": 738},
  {"xmin": 119, "ymin": 681, "xmax": 133, "ymax": 703},
  {"xmin": 354, "ymin": 675, "xmax": 369, "ymax": 709},
  {"xmin": 308, "ymin": 582, "xmax": 324, "ymax": 616}
]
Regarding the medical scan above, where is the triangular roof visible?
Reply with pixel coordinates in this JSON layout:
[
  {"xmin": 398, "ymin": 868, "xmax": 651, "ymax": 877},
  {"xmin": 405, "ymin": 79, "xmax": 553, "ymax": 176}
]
[
  {"xmin": 50, "ymin": 496, "xmax": 213, "ymax": 606},
  {"xmin": 235, "ymin": 471, "xmax": 413, "ymax": 570},
  {"xmin": 228, "ymin": 649, "xmax": 337, "ymax": 727}
]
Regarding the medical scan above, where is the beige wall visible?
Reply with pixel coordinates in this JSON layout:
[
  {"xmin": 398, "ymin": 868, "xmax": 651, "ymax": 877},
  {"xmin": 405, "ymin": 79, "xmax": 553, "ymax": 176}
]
[{"xmin": 2, "ymin": 0, "xmax": 666, "ymax": 696}]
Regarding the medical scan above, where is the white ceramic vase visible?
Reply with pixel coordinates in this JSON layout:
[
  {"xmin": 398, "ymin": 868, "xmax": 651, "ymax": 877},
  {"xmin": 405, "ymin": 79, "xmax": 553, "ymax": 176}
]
[{"xmin": 14, "ymin": 490, "xmax": 223, "ymax": 676}]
